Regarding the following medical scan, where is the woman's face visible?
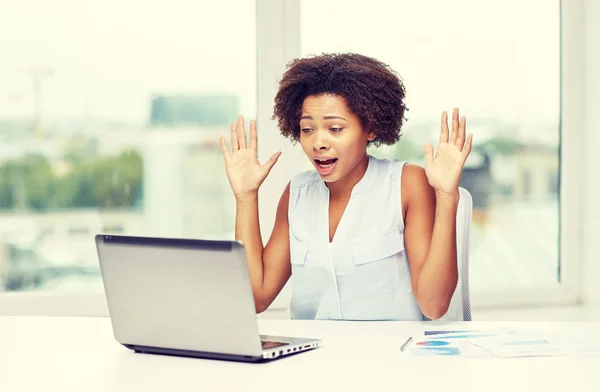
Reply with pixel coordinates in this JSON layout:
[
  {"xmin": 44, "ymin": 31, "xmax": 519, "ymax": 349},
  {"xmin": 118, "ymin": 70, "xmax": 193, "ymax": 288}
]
[{"xmin": 299, "ymin": 94, "xmax": 375, "ymax": 183}]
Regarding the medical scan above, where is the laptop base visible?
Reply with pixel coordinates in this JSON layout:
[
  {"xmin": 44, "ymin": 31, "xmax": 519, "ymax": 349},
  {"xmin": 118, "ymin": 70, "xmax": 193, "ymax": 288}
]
[{"xmin": 124, "ymin": 344, "xmax": 266, "ymax": 363}]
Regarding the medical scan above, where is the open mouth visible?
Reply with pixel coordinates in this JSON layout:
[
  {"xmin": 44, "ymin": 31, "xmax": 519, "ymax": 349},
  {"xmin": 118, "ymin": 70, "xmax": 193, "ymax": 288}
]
[
  {"xmin": 314, "ymin": 158, "xmax": 338, "ymax": 168},
  {"xmin": 313, "ymin": 157, "xmax": 338, "ymax": 176}
]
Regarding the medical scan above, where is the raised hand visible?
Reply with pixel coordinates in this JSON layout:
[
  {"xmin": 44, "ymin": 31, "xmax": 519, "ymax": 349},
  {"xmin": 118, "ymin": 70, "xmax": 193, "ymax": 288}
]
[
  {"xmin": 424, "ymin": 108, "xmax": 473, "ymax": 198},
  {"xmin": 219, "ymin": 116, "xmax": 282, "ymax": 198}
]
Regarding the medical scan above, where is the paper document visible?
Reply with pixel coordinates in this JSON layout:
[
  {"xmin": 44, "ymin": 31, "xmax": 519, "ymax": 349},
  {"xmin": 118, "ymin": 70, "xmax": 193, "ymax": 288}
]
[{"xmin": 408, "ymin": 328, "xmax": 600, "ymax": 358}]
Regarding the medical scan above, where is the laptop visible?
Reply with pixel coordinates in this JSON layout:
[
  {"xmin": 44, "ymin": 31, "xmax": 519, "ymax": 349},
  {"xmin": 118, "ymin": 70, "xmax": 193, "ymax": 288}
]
[{"xmin": 95, "ymin": 234, "xmax": 322, "ymax": 362}]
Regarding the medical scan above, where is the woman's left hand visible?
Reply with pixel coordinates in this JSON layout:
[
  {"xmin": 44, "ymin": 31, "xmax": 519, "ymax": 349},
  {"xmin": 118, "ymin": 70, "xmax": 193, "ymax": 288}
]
[{"xmin": 424, "ymin": 107, "xmax": 473, "ymax": 198}]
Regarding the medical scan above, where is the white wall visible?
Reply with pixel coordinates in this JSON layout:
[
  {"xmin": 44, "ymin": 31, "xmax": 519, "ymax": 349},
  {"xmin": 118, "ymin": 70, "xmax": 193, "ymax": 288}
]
[{"xmin": 581, "ymin": 0, "xmax": 600, "ymax": 304}]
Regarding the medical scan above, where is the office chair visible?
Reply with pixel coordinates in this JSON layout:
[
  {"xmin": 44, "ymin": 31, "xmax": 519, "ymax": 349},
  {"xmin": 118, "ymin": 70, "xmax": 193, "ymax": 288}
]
[{"xmin": 435, "ymin": 186, "xmax": 473, "ymax": 321}]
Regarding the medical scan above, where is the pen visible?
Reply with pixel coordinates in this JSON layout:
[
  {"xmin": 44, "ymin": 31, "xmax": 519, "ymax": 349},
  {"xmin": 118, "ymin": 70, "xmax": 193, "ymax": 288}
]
[{"xmin": 400, "ymin": 336, "xmax": 413, "ymax": 352}]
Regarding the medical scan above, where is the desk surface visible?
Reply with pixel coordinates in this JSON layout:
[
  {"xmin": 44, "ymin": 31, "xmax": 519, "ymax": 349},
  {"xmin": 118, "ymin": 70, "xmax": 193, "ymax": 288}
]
[{"xmin": 1, "ymin": 316, "xmax": 599, "ymax": 392}]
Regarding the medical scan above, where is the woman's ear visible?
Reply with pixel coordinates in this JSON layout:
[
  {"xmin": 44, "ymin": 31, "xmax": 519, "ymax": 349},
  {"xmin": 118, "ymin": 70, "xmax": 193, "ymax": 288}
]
[{"xmin": 367, "ymin": 132, "xmax": 377, "ymax": 141}]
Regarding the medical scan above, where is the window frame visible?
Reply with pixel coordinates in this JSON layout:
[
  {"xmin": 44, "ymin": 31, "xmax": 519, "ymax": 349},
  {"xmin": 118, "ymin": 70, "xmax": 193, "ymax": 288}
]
[{"xmin": 0, "ymin": 0, "xmax": 585, "ymax": 316}]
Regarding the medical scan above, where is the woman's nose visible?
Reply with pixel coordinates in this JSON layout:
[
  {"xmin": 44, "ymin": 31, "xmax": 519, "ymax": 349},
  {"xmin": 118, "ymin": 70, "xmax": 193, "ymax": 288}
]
[{"xmin": 312, "ymin": 129, "xmax": 330, "ymax": 151}]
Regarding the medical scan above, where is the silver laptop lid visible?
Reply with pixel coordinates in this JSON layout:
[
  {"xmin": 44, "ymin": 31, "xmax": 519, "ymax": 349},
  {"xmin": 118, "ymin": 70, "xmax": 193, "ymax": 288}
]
[{"xmin": 95, "ymin": 234, "xmax": 263, "ymax": 357}]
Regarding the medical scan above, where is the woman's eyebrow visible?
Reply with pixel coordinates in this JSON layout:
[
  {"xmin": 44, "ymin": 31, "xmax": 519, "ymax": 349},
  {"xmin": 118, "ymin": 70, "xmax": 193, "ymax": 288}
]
[{"xmin": 300, "ymin": 115, "xmax": 348, "ymax": 121}]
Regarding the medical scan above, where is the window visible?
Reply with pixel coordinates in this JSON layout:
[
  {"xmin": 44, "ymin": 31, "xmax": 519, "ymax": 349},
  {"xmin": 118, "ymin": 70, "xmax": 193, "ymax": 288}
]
[
  {"xmin": 299, "ymin": 0, "xmax": 562, "ymax": 295},
  {"xmin": 0, "ymin": 0, "xmax": 255, "ymax": 298}
]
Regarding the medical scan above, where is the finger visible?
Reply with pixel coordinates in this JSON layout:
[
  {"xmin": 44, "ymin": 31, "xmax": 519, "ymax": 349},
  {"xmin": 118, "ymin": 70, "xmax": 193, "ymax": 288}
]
[
  {"xmin": 462, "ymin": 133, "xmax": 473, "ymax": 158},
  {"xmin": 237, "ymin": 115, "xmax": 247, "ymax": 149},
  {"xmin": 450, "ymin": 107, "xmax": 459, "ymax": 144},
  {"xmin": 230, "ymin": 121, "xmax": 239, "ymax": 151},
  {"xmin": 439, "ymin": 111, "xmax": 449, "ymax": 144},
  {"xmin": 456, "ymin": 115, "xmax": 466, "ymax": 150},
  {"xmin": 219, "ymin": 136, "xmax": 231, "ymax": 162},
  {"xmin": 261, "ymin": 151, "xmax": 282, "ymax": 175},
  {"xmin": 249, "ymin": 120, "xmax": 258, "ymax": 151},
  {"xmin": 424, "ymin": 143, "xmax": 435, "ymax": 165}
]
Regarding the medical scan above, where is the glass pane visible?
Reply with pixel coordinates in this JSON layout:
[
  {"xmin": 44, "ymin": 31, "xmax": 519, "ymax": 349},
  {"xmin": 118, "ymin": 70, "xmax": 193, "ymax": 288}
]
[
  {"xmin": 300, "ymin": 0, "xmax": 560, "ymax": 291},
  {"xmin": 0, "ymin": 0, "xmax": 256, "ymax": 292}
]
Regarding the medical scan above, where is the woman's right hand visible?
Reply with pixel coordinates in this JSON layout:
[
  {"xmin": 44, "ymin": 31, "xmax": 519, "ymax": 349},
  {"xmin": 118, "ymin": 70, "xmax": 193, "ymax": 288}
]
[{"xmin": 220, "ymin": 116, "xmax": 282, "ymax": 199}]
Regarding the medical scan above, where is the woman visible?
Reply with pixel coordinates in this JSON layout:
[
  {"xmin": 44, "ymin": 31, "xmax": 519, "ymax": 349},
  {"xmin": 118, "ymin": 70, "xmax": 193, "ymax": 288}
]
[{"xmin": 219, "ymin": 53, "xmax": 473, "ymax": 320}]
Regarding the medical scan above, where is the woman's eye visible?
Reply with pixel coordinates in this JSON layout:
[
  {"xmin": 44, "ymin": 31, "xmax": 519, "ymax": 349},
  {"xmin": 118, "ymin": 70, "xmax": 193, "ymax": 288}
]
[
  {"xmin": 330, "ymin": 127, "xmax": 343, "ymax": 132},
  {"xmin": 301, "ymin": 128, "xmax": 312, "ymax": 133}
]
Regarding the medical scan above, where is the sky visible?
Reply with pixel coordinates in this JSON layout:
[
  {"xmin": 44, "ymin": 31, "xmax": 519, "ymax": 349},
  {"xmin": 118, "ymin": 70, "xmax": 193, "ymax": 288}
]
[{"xmin": 0, "ymin": 0, "xmax": 559, "ymax": 126}]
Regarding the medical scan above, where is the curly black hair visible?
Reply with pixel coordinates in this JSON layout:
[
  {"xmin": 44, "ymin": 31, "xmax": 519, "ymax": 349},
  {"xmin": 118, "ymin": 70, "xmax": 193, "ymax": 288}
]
[{"xmin": 272, "ymin": 53, "xmax": 408, "ymax": 146}]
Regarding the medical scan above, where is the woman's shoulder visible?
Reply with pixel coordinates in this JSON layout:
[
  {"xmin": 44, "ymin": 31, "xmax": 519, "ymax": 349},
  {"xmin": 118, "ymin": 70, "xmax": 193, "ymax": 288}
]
[
  {"xmin": 400, "ymin": 162, "xmax": 433, "ymax": 208},
  {"xmin": 371, "ymin": 156, "xmax": 430, "ymax": 206},
  {"xmin": 400, "ymin": 161, "xmax": 426, "ymax": 179}
]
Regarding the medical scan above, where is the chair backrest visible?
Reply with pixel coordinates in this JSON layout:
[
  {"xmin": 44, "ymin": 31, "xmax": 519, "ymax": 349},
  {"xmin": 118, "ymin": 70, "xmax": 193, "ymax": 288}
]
[{"xmin": 436, "ymin": 187, "xmax": 473, "ymax": 321}]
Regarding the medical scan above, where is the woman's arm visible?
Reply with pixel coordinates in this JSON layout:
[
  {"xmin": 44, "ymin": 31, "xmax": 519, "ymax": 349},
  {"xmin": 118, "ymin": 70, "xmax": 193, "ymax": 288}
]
[
  {"xmin": 402, "ymin": 108, "xmax": 472, "ymax": 320},
  {"xmin": 235, "ymin": 184, "xmax": 293, "ymax": 313},
  {"xmin": 220, "ymin": 116, "xmax": 292, "ymax": 313},
  {"xmin": 402, "ymin": 164, "xmax": 458, "ymax": 320}
]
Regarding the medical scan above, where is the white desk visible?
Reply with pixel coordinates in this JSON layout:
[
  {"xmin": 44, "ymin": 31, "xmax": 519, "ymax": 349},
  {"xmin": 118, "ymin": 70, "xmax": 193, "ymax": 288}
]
[{"xmin": 1, "ymin": 317, "xmax": 599, "ymax": 392}]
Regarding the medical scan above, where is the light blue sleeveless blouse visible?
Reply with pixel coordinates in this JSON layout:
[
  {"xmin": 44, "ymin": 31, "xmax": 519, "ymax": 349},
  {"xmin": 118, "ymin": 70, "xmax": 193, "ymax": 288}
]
[{"xmin": 288, "ymin": 155, "xmax": 424, "ymax": 321}]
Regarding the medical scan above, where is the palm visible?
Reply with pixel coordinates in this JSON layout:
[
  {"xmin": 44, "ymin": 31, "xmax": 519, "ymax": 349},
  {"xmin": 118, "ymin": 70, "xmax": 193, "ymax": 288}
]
[
  {"xmin": 424, "ymin": 108, "xmax": 473, "ymax": 197},
  {"xmin": 224, "ymin": 149, "xmax": 268, "ymax": 195},
  {"xmin": 220, "ymin": 116, "xmax": 281, "ymax": 197}
]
